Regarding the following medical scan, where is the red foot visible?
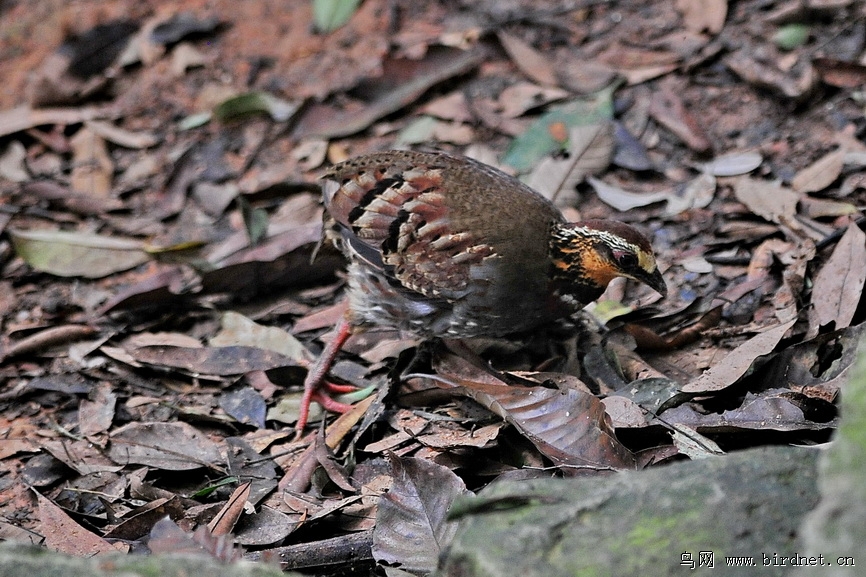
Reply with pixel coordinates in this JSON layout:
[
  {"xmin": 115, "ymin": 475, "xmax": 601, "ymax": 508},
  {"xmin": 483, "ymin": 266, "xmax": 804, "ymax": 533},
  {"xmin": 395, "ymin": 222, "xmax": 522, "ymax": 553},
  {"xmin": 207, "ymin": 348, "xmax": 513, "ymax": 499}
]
[
  {"xmin": 310, "ymin": 390, "xmax": 354, "ymax": 414},
  {"xmin": 296, "ymin": 317, "xmax": 354, "ymax": 432}
]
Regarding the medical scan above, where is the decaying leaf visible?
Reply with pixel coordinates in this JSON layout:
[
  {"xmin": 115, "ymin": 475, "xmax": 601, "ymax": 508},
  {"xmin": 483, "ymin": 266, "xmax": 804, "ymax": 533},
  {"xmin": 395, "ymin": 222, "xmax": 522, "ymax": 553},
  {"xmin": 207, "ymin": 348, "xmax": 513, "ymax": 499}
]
[
  {"xmin": 732, "ymin": 176, "xmax": 799, "ymax": 225},
  {"xmin": 786, "ymin": 324, "xmax": 864, "ymax": 402},
  {"xmin": 497, "ymin": 31, "xmax": 558, "ymax": 87},
  {"xmin": 211, "ymin": 311, "xmax": 310, "ymax": 363},
  {"xmin": 791, "ymin": 148, "xmax": 846, "ymax": 194},
  {"xmin": 0, "ymin": 105, "xmax": 118, "ymax": 139},
  {"xmin": 128, "ymin": 345, "xmax": 299, "ymax": 376},
  {"xmin": 85, "ymin": 119, "xmax": 159, "ymax": 148},
  {"xmin": 108, "ymin": 421, "xmax": 223, "ymax": 470},
  {"xmin": 36, "ymin": 491, "xmax": 123, "ymax": 556},
  {"xmin": 499, "ymin": 82, "xmax": 569, "ymax": 119},
  {"xmin": 372, "ymin": 455, "xmax": 471, "ymax": 576},
  {"xmin": 725, "ymin": 51, "xmax": 817, "ymax": 100},
  {"xmin": 294, "ymin": 46, "xmax": 485, "ymax": 139},
  {"xmin": 78, "ymin": 382, "xmax": 118, "ymax": 439},
  {"xmin": 809, "ymin": 223, "xmax": 866, "ymax": 334},
  {"xmin": 432, "ymin": 351, "xmax": 636, "ymax": 470},
  {"xmin": 9, "ymin": 228, "xmax": 150, "ymax": 278},
  {"xmin": 681, "ymin": 319, "xmax": 797, "ymax": 394},
  {"xmin": 664, "ymin": 389, "xmax": 835, "ymax": 433},
  {"xmin": 648, "ymin": 85, "xmax": 711, "ymax": 152},
  {"xmin": 813, "ymin": 57, "xmax": 866, "ymax": 88},
  {"xmin": 0, "ymin": 141, "xmax": 28, "ymax": 182},
  {"xmin": 664, "ymin": 172, "xmax": 716, "ymax": 215},
  {"xmin": 208, "ymin": 482, "xmax": 251, "ymax": 536}
]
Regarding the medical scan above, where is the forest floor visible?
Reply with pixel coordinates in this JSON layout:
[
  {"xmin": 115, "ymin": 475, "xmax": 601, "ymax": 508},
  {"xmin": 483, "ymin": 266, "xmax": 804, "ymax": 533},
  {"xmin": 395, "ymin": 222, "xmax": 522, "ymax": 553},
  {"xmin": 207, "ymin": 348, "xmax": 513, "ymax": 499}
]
[{"xmin": 1, "ymin": 0, "xmax": 865, "ymax": 574}]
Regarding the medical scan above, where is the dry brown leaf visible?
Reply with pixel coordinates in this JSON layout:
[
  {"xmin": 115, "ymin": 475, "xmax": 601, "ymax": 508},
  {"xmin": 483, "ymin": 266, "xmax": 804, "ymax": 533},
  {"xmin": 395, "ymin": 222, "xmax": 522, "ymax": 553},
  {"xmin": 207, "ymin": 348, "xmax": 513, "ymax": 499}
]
[
  {"xmin": 665, "ymin": 389, "xmax": 831, "ymax": 432},
  {"xmin": 681, "ymin": 319, "xmax": 797, "ymax": 393},
  {"xmin": 0, "ymin": 141, "xmax": 27, "ymax": 182},
  {"xmin": 23, "ymin": 181, "xmax": 125, "ymax": 215},
  {"xmin": 108, "ymin": 421, "xmax": 223, "ymax": 471},
  {"xmin": 733, "ymin": 176, "xmax": 799, "ymax": 225},
  {"xmin": 497, "ymin": 31, "xmax": 558, "ymax": 87},
  {"xmin": 85, "ymin": 119, "xmax": 159, "ymax": 149},
  {"xmin": 211, "ymin": 311, "xmax": 310, "ymax": 363},
  {"xmin": 372, "ymin": 455, "xmax": 470, "ymax": 575},
  {"xmin": 499, "ymin": 82, "xmax": 569, "ymax": 118},
  {"xmin": 78, "ymin": 382, "xmax": 117, "ymax": 439},
  {"xmin": 699, "ymin": 151, "xmax": 763, "ymax": 176},
  {"xmin": 664, "ymin": 172, "xmax": 716, "ymax": 215},
  {"xmin": 41, "ymin": 439, "xmax": 123, "ymax": 475},
  {"xmin": 36, "ymin": 491, "xmax": 124, "ymax": 556},
  {"xmin": 809, "ymin": 223, "xmax": 866, "ymax": 334},
  {"xmin": 208, "ymin": 482, "xmax": 252, "ymax": 536},
  {"xmin": 798, "ymin": 197, "xmax": 857, "ymax": 219},
  {"xmin": 791, "ymin": 148, "xmax": 846, "ymax": 193},
  {"xmin": 649, "ymin": 86, "xmax": 711, "ymax": 152},
  {"xmin": 102, "ymin": 496, "xmax": 185, "ymax": 541},
  {"xmin": 294, "ymin": 46, "xmax": 485, "ymax": 139},
  {"xmin": 0, "ymin": 105, "xmax": 118, "ymax": 138},
  {"xmin": 129, "ymin": 345, "xmax": 299, "ymax": 375},
  {"xmin": 725, "ymin": 52, "xmax": 816, "ymax": 100},
  {"xmin": 813, "ymin": 57, "xmax": 866, "ymax": 88},
  {"xmin": 601, "ymin": 44, "xmax": 680, "ymax": 69},
  {"xmin": 433, "ymin": 351, "xmax": 635, "ymax": 469},
  {"xmin": 676, "ymin": 0, "xmax": 728, "ymax": 34},
  {"xmin": 601, "ymin": 396, "xmax": 647, "ymax": 428},
  {"xmin": 421, "ymin": 92, "xmax": 473, "ymax": 122},
  {"xmin": 416, "ymin": 423, "xmax": 502, "ymax": 449}
]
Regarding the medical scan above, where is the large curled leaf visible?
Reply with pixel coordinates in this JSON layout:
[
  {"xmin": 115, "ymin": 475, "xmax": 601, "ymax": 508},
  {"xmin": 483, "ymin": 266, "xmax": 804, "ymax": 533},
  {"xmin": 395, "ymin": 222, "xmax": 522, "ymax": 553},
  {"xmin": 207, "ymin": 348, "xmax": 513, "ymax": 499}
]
[
  {"xmin": 432, "ymin": 352, "xmax": 636, "ymax": 469},
  {"xmin": 372, "ymin": 455, "xmax": 471, "ymax": 576},
  {"xmin": 9, "ymin": 228, "xmax": 150, "ymax": 278}
]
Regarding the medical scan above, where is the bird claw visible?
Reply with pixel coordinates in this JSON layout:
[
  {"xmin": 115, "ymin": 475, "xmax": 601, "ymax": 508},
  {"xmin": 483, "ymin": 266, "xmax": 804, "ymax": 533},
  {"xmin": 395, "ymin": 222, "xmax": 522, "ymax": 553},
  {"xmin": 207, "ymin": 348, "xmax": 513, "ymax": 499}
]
[
  {"xmin": 295, "ymin": 317, "xmax": 354, "ymax": 433},
  {"xmin": 310, "ymin": 389, "xmax": 354, "ymax": 414}
]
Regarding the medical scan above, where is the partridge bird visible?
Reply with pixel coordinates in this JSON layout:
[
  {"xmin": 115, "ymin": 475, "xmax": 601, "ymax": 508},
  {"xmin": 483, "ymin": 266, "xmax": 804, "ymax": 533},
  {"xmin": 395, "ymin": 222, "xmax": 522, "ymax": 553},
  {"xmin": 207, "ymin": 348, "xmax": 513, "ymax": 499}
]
[{"xmin": 296, "ymin": 150, "xmax": 666, "ymax": 431}]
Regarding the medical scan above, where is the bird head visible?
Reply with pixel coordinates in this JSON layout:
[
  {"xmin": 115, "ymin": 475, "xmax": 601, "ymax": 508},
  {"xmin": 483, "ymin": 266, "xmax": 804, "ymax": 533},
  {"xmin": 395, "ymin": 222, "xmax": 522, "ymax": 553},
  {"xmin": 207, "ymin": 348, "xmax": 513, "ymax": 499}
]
[{"xmin": 549, "ymin": 219, "xmax": 667, "ymax": 304}]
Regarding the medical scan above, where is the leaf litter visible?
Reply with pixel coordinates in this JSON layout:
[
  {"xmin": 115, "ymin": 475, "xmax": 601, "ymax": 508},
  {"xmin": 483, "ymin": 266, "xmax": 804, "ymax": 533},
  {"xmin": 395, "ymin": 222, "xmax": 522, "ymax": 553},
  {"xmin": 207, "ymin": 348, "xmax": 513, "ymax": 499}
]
[{"xmin": 1, "ymin": 0, "xmax": 866, "ymax": 575}]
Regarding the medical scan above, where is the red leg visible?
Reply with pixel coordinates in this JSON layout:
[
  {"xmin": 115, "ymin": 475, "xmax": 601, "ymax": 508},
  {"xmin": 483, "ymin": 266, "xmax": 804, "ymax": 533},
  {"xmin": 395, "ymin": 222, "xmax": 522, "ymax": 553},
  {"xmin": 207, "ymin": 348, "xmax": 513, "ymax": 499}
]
[
  {"xmin": 321, "ymin": 382, "xmax": 358, "ymax": 395},
  {"xmin": 295, "ymin": 317, "xmax": 354, "ymax": 432}
]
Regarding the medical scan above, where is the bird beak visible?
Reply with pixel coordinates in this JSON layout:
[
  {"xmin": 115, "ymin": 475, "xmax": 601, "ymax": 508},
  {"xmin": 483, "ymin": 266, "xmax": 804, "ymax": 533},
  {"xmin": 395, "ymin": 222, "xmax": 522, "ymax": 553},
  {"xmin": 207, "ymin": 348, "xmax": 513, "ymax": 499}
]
[{"xmin": 639, "ymin": 268, "xmax": 667, "ymax": 297}]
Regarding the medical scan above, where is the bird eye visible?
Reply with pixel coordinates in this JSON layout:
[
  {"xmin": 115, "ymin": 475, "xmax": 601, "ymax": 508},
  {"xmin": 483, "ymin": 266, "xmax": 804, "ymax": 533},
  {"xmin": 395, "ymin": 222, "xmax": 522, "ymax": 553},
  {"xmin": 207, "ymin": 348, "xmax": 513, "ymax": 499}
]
[{"xmin": 616, "ymin": 252, "xmax": 638, "ymax": 269}]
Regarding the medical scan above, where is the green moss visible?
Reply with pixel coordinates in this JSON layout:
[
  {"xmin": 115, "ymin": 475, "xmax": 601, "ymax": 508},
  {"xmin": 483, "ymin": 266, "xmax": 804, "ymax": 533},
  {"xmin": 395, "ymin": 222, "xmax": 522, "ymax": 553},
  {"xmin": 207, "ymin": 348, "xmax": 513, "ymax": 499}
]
[{"xmin": 828, "ymin": 343, "xmax": 866, "ymax": 476}]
